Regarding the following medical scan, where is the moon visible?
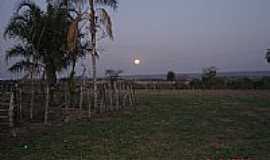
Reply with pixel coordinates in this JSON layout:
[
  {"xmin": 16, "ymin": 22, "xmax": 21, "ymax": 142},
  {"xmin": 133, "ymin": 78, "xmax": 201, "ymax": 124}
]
[{"xmin": 134, "ymin": 59, "xmax": 141, "ymax": 65}]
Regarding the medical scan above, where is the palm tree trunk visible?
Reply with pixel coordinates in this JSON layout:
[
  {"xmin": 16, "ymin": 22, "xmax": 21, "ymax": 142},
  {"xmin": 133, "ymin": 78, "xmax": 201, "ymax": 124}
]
[{"xmin": 89, "ymin": 0, "xmax": 97, "ymax": 116}]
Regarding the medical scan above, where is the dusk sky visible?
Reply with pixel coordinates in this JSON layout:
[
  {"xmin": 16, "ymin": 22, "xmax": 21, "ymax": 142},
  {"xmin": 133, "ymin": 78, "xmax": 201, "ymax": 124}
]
[{"xmin": 1, "ymin": 0, "xmax": 270, "ymax": 78}]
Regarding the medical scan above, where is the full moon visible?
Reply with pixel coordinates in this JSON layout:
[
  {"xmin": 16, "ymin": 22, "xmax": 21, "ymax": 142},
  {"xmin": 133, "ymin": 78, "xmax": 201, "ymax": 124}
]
[{"xmin": 134, "ymin": 59, "xmax": 141, "ymax": 65}]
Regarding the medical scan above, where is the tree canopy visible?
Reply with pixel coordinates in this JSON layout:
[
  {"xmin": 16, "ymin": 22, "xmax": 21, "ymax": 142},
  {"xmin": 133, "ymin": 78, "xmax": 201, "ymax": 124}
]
[{"xmin": 4, "ymin": 0, "xmax": 84, "ymax": 84}]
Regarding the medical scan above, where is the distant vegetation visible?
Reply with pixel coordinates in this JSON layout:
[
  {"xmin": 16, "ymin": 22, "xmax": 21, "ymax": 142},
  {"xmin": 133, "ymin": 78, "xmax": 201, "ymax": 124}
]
[
  {"xmin": 189, "ymin": 67, "xmax": 270, "ymax": 89},
  {"xmin": 189, "ymin": 77, "xmax": 270, "ymax": 89},
  {"xmin": 166, "ymin": 71, "xmax": 176, "ymax": 81},
  {"xmin": 105, "ymin": 69, "xmax": 123, "ymax": 81}
]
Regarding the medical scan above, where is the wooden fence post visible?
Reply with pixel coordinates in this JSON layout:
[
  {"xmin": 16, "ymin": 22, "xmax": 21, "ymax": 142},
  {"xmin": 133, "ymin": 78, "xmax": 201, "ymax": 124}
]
[
  {"xmin": 131, "ymin": 84, "xmax": 135, "ymax": 105},
  {"xmin": 109, "ymin": 82, "xmax": 113, "ymax": 112},
  {"xmin": 9, "ymin": 92, "xmax": 16, "ymax": 137},
  {"xmin": 122, "ymin": 83, "xmax": 127, "ymax": 107},
  {"xmin": 65, "ymin": 83, "xmax": 68, "ymax": 110},
  {"xmin": 79, "ymin": 81, "xmax": 84, "ymax": 111},
  {"xmin": 8, "ymin": 92, "xmax": 15, "ymax": 128},
  {"xmin": 114, "ymin": 81, "xmax": 119, "ymax": 111},
  {"xmin": 127, "ymin": 85, "xmax": 133, "ymax": 106},
  {"xmin": 99, "ymin": 84, "xmax": 106, "ymax": 113},
  {"xmin": 44, "ymin": 85, "xmax": 49, "ymax": 125},
  {"xmin": 87, "ymin": 87, "xmax": 91, "ymax": 119},
  {"xmin": 104, "ymin": 83, "xmax": 108, "ymax": 112},
  {"xmin": 19, "ymin": 87, "xmax": 22, "ymax": 121},
  {"xmin": 30, "ymin": 81, "xmax": 34, "ymax": 120}
]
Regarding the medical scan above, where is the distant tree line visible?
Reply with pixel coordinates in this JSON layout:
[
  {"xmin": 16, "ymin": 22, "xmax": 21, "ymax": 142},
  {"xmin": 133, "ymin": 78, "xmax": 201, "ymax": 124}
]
[
  {"xmin": 189, "ymin": 76, "xmax": 270, "ymax": 89},
  {"xmin": 163, "ymin": 68, "xmax": 270, "ymax": 90},
  {"xmin": 189, "ymin": 67, "xmax": 270, "ymax": 89}
]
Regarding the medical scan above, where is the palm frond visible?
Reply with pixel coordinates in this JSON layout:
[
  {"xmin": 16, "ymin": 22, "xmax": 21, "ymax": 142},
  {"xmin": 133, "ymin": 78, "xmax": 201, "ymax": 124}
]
[
  {"xmin": 95, "ymin": 0, "xmax": 118, "ymax": 10},
  {"xmin": 4, "ymin": 16, "xmax": 28, "ymax": 40},
  {"xmin": 4, "ymin": 0, "xmax": 42, "ymax": 41},
  {"xmin": 16, "ymin": 0, "xmax": 42, "ymax": 14},
  {"xmin": 97, "ymin": 8, "xmax": 113, "ymax": 39},
  {"xmin": 5, "ymin": 45, "xmax": 33, "ymax": 62},
  {"xmin": 67, "ymin": 10, "xmax": 89, "ymax": 50},
  {"xmin": 48, "ymin": 0, "xmax": 88, "ymax": 10},
  {"xmin": 67, "ymin": 16, "xmax": 81, "ymax": 51},
  {"xmin": 8, "ymin": 60, "xmax": 34, "ymax": 73}
]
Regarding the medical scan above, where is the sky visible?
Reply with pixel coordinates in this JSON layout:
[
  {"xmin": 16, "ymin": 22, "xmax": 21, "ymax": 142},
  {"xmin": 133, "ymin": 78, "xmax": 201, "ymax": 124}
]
[{"xmin": 1, "ymin": 0, "xmax": 270, "ymax": 79}]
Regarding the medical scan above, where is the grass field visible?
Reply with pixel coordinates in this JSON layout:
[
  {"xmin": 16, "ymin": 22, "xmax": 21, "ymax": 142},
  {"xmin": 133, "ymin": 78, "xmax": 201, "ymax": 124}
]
[{"xmin": 1, "ymin": 90, "xmax": 270, "ymax": 160}]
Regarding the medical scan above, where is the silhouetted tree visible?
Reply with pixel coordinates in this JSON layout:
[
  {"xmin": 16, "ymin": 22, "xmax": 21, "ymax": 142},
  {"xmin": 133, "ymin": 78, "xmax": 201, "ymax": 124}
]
[
  {"xmin": 167, "ymin": 71, "xmax": 176, "ymax": 81},
  {"xmin": 66, "ymin": 0, "xmax": 118, "ymax": 113},
  {"xmin": 4, "ymin": 1, "xmax": 72, "ymax": 85},
  {"xmin": 201, "ymin": 66, "xmax": 218, "ymax": 89}
]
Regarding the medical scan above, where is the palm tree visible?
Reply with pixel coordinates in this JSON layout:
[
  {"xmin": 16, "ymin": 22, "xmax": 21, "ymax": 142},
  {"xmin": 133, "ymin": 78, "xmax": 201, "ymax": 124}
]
[
  {"xmin": 4, "ymin": 0, "xmax": 74, "ymax": 123},
  {"xmin": 4, "ymin": 0, "xmax": 43, "ymax": 78},
  {"xmin": 4, "ymin": 1, "xmax": 44, "ymax": 120},
  {"xmin": 66, "ymin": 0, "xmax": 118, "ymax": 115},
  {"xmin": 4, "ymin": 1, "xmax": 72, "ymax": 84}
]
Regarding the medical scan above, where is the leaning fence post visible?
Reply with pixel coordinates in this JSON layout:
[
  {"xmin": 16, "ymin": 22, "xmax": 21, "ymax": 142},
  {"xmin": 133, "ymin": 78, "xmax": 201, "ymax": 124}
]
[
  {"xmin": 127, "ymin": 85, "xmax": 133, "ymax": 106},
  {"xmin": 9, "ymin": 92, "xmax": 16, "ymax": 137}
]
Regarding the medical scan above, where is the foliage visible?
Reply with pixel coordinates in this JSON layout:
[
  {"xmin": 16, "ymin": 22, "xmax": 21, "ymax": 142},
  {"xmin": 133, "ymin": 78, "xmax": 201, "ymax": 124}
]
[
  {"xmin": 201, "ymin": 66, "xmax": 218, "ymax": 88},
  {"xmin": 189, "ymin": 76, "xmax": 270, "ymax": 90},
  {"xmin": 188, "ymin": 67, "xmax": 270, "ymax": 90},
  {"xmin": 105, "ymin": 69, "xmax": 123, "ymax": 81},
  {"xmin": 4, "ymin": 1, "xmax": 75, "ymax": 85},
  {"xmin": 166, "ymin": 71, "xmax": 176, "ymax": 81},
  {"xmin": 227, "ymin": 78, "xmax": 254, "ymax": 89},
  {"xmin": 190, "ymin": 79, "xmax": 203, "ymax": 89},
  {"xmin": 65, "ymin": 0, "xmax": 118, "ymax": 112},
  {"xmin": 4, "ymin": 0, "xmax": 44, "ymax": 77}
]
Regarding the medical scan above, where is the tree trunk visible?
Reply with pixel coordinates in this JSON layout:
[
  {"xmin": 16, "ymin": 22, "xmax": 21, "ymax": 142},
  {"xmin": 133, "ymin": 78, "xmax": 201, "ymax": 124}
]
[
  {"xmin": 45, "ymin": 65, "xmax": 57, "ymax": 86},
  {"xmin": 89, "ymin": 0, "xmax": 97, "ymax": 115}
]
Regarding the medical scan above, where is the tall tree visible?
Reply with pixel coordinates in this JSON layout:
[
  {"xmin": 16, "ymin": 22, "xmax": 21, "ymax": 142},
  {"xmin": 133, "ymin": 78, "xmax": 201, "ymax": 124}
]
[
  {"xmin": 4, "ymin": 0, "xmax": 44, "ymax": 77},
  {"xmin": 4, "ymin": 1, "xmax": 71, "ymax": 85},
  {"xmin": 202, "ymin": 66, "xmax": 218, "ymax": 89},
  {"xmin": 66, "ymin": 0, "xmax": 118, "ymax": 115}
]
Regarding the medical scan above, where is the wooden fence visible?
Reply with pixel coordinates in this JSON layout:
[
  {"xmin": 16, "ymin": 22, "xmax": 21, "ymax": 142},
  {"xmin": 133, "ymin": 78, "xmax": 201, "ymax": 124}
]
[{"xmin": 0, "ymin": 80, "xmax": 136, "ymax": 131}]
